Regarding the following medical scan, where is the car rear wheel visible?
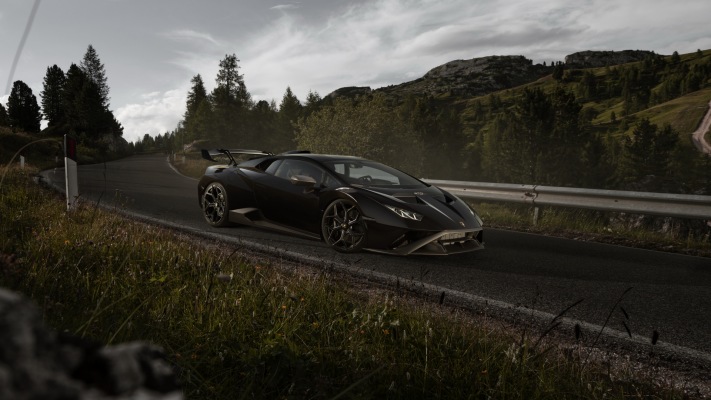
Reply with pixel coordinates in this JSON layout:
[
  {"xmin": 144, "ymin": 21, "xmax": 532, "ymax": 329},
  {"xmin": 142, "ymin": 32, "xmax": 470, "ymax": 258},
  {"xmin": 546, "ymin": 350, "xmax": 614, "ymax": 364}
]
[
  {"xmin": 321, "ymin": 199, "xmax": 366, "ymax": 253},
  {"xmin": 202, "ymin": 182, "xmax": 231, "ymax": 227}
]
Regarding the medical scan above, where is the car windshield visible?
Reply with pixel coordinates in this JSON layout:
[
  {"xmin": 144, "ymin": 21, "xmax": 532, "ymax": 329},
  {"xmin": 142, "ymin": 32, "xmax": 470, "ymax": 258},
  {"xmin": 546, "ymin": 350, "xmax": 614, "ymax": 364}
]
[{"xmin": 324, "ymin": 160, "xmax": 426, "ymax": 188}]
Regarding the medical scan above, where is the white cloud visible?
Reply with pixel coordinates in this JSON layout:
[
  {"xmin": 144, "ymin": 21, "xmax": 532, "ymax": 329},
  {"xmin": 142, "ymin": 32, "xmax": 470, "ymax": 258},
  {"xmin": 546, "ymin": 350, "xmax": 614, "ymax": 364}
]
[
  {"xmin": 166, "ymin": 29, "xmax": 223, "ymax": 47},
  {"xmin": 271, "ymin": 4, "xmax": 300, "ymax": 12},
  {"xmin": 115, "ymin": 89, "xmax": 186, "ymax": 143}
]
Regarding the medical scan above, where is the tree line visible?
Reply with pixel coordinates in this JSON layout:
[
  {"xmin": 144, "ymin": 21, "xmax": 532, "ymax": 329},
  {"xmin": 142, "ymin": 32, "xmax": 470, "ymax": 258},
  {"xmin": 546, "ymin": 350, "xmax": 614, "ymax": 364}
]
[
  {"xmin": 152, "ymin": 54, "xmax": 321, "ymax": 155},
  {"xmin": 0, "ymin": 45, "xmax": 124, "ymax": 155}
]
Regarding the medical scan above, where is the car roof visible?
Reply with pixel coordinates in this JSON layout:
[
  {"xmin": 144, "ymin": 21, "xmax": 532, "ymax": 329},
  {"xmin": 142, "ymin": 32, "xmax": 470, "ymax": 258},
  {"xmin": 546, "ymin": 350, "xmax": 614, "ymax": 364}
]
[{"xmin": 278, "ymin": 153, "xmax": 367, "ymax": 163}]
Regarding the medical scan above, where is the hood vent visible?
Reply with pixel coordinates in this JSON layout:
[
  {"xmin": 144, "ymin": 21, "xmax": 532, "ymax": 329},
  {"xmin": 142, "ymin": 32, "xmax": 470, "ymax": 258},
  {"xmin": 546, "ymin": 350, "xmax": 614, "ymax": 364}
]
[{"xmin": 394, "ymin": 194, "xmax": 426, "ymax": 204}]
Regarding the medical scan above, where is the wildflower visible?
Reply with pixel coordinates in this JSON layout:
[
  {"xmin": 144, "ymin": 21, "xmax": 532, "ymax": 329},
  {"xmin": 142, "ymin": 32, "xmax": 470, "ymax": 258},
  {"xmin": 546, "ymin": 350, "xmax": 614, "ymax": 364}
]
[
  {"xmin": 383, "ymin": 329, "xmax": 390, "ymax": 335},
  {"xmin": 281, "ymin": 304, "xmax": 287, "ymax": 310},
  {"xmin": 312, "ymin": 322, "xmax": 320, "ymax": 328}
]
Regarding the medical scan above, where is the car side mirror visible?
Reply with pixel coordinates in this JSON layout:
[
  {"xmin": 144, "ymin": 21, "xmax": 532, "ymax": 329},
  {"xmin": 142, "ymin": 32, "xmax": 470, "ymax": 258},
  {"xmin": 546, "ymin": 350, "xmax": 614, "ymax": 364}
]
[{"xmin": 290, "ymin": 174, "xmax": 317, "ymax": 187}]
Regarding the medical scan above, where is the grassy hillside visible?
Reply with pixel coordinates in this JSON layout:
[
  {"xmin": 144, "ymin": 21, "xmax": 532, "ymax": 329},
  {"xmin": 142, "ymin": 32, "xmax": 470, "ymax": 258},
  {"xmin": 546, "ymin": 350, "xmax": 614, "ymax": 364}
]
[
  {"xmin": 619, "ymin": 87, "xmax": 711, "ymax": 139},
  {"xmin": 422, "ymin": 49, "xmax": 711, "ymax": 191},
  {"xmin": 461, "ymin": 50, "xmax": 711, "ymax": 141}
]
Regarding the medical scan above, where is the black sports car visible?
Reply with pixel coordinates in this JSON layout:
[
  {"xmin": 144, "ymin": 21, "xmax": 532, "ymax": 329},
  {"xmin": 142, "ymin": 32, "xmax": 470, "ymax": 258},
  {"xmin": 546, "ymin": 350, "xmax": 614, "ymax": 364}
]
[{"xmin": 197, "ymin": 149, "xmax": 484, "ymax": 255}]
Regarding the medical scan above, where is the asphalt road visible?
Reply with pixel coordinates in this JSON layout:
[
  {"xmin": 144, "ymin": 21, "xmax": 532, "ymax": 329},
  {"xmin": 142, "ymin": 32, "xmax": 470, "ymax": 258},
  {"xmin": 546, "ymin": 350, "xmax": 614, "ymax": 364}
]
[{"xmin": 41, "ymin": 154, "xmax": 711, "ymax": 362}]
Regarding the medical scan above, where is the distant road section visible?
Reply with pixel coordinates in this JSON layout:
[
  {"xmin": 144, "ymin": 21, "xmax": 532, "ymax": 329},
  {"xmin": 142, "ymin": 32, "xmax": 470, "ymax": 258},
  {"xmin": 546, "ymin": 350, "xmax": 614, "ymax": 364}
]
[{"xmin": 692, "ymin": 99, "xmax": 711, "ymax": 154}]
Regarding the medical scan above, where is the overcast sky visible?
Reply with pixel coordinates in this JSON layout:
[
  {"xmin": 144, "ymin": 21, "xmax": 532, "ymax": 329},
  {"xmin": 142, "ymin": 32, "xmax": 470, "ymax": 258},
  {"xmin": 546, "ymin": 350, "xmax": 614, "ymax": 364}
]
[{"xmin": 2, "ymin": 0, "xmax": 710, "ymax": 143}]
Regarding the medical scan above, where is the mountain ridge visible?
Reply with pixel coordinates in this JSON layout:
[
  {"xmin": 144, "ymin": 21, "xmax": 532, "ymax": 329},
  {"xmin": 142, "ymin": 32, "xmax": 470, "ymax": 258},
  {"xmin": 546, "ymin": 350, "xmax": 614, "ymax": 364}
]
[{"xmin": 326, "ymin": 49, "xmax": 663, "ymax": 100}]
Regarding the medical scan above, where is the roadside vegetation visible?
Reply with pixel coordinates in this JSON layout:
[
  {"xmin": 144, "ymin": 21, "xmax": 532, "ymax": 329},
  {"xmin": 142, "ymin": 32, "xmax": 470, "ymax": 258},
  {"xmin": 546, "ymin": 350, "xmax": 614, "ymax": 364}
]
[{"xmin": 2, "ymin": 164, "xmax": 704, "ymax": 398}]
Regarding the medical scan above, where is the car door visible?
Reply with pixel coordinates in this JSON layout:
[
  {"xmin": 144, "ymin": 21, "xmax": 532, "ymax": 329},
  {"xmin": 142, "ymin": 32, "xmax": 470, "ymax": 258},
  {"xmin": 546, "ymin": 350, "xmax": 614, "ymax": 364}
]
[{"xmin": 254, "ymin": 159, "xmax": 324, "ymax": 233}]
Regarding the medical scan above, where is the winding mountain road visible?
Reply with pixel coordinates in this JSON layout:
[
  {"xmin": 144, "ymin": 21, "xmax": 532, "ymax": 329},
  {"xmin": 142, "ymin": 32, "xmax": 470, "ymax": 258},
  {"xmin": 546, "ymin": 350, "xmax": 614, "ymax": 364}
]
[
  {"xmin": 692, "ymin": 99, "xmax": 711, "ymax": 154},
  {"xmin": 40, "ymin": 154, "xmax": 711, "ymax": 370}
]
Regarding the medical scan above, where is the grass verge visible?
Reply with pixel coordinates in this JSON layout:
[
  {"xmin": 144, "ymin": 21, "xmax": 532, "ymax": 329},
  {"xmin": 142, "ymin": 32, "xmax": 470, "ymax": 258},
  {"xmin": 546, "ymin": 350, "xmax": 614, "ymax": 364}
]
[{"xmin": 1, "ymin": 165, "xmax": 705, "ymax": 398}]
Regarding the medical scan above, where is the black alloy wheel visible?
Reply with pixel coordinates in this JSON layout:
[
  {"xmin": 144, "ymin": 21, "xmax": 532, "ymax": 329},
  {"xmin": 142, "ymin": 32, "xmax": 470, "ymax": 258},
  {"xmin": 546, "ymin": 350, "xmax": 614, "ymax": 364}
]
[
  {"xmin": 321, "ymin": 199, "xmax": 367, "ymax": 252},
  {"xmin": 202, "ymin": 182, "xmax": 231, "ymax": 227}
]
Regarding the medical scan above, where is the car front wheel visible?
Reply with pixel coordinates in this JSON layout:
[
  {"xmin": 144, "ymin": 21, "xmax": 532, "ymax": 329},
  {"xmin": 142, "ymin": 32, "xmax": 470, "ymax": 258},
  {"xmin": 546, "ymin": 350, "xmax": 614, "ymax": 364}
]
[
  {"xmin": 321, "ymin": 199, "xmax": 366, "ymax": 253},
  {"xmin": 202, "ymin": 182, "xmax": 231, "ymax": 227}
]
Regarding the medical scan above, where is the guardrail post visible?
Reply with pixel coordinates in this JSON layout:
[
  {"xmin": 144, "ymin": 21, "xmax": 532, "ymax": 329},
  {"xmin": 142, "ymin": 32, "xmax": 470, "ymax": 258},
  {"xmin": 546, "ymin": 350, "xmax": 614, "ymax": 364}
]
[
  {"xmin": 533, "ymin": 207, "xmax": 540, "ymax": 226},
  {"xmin": 64, "ymin": 135, "xmax": 79, "ymax": 211}
]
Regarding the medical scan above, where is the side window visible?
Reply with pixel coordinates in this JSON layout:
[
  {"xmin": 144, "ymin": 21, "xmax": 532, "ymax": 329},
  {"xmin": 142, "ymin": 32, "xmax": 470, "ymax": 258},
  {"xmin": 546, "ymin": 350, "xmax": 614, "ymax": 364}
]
[
  {"xmin": 264, "ymin": 159, "xmax": 282, "ymax": 175},
  {"xmin": 274, "ymin": 160, "xmax": 325, "ymax": 183},
  {"xmin": 332, "ymin": 163, "xmax": 346, "ymax": 174},
  {"xmin": 273, "ymin": 161, "xmax": 290, "ymax": 179},
  {"xmin": 323, "ymin": 173, "xmax": 342, "ymax": 188}
]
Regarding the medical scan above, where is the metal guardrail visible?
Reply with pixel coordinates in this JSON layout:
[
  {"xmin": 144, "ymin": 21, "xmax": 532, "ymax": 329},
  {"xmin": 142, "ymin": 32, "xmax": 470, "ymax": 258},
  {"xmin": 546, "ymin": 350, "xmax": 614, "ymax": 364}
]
[{"xmin": 424, "ymin": 180, "xmax": 711, "ymax": 220}]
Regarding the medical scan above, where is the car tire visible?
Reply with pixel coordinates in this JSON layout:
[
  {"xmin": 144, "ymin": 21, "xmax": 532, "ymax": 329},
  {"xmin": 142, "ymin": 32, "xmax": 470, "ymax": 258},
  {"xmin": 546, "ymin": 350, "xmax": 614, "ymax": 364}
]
[
  {"xmin": 321, "ymin": 199, "xmax": 366, "ymax": 253},
  {"xmin": 202, "ymin": 182, "xmax": 231, "ymax": 227}
]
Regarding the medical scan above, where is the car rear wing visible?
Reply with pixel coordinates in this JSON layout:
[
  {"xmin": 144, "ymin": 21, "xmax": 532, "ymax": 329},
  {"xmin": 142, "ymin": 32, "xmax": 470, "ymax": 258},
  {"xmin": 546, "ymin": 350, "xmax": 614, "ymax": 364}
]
[{"xmin": 201, "ymin": 149, "xmax": 273, "ymax": 165}]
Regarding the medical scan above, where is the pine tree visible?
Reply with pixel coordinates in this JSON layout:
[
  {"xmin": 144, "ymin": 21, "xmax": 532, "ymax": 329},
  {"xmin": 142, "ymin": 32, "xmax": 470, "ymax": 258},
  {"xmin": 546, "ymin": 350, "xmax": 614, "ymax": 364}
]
[
  {"xmin": 251, "ymin": 100, "xmax": 278, "ymax": 150},
  {"xmin": 62, "ymin": 62, "xmax": 121, "ymax": 141},
  {"xmin": 62, "ymin": 64, "xmax": 87, "ymax": 133},
  {"xmin": 7, "ymin": 80, "xmax": 41, "ymax": 133},
  {"xmin": 41, "ymin": 65, "xmax": 66, "ymax": 127},
  {"xmin": 303, "ymin": 90, "xmax": 322, "ymax": 117},
  {"xmin": 552, "ymin": 62, "xmax": 565, "ymax": 80},
  {"xmin": 277, "ymin": 86, "xmax": 302, "ymax": 148},
  {"xmin": 211, "ymin": 54, "xmax": 251, "ymax": 145},
  {"xmin": 185, "ymin": 75, "xmax": 207, "ymax": 122},
  {"xmin": 80, "ymin": 44, "xmax": 110, "ymax": 108},
  {"xmin": 619, "ymin": 119, "xmax": 679, "ymax": 189},
  {"xmin": 183, "ymin": 74, "xmax": 209, "ymax": 142},
  {"xmin": 0, "ymin": 103, "xmax": 8, "ymax": 127}
]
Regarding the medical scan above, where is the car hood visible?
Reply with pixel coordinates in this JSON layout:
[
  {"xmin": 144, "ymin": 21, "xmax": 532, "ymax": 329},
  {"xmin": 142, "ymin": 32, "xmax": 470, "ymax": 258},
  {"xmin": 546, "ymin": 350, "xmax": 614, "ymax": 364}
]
[{"xmin": 356, "ymin": 184, "xmax": 482, "ymax": 230}]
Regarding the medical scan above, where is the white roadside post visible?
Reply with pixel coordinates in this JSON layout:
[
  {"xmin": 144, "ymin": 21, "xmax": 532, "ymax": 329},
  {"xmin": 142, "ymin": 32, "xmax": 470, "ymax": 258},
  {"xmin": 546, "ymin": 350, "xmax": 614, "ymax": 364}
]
[
  {"xmin": 64, "ymin": 135, "xmax": 79, "ymax": 211},
  {"xmin": 19, "ymin": 156, "xmax": 25, "ymax": 169}
]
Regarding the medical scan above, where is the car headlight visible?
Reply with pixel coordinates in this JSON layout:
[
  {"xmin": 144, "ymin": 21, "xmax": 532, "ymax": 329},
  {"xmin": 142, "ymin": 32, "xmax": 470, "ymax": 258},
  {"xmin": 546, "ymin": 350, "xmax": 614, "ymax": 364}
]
[
  {"xmin": 468, "ymin": 206, "xmax": 483, "ymax": 226},
  {"xmin": 386, "ymin": 205, "xmax": 423, "ymax": 221}
]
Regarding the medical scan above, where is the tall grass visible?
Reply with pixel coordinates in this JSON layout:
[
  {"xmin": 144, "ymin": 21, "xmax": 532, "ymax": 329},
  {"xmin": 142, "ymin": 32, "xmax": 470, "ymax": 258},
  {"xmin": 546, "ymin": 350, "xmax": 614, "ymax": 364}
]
[{"xmin": 0, "ymin": 166, "xmax": 698, "ymax": 398}]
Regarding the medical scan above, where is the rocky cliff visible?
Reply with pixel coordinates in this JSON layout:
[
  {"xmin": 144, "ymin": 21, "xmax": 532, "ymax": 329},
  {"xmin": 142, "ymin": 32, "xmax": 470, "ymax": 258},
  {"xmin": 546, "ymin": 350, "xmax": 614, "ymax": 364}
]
[
  {"xmin": 325, "ymin": 51, "xmax": 661, "ymax": 102},
  {"xmin": 327, "ymin": 55, "xmax": 551, "ymax": 100},
  {"xmin": 380, "ymin": 55, "xmax": 551, "ymax": 98},
  {"xmin": 564, "ymin": 50, "xmax": 657, "ymax": 68}
]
